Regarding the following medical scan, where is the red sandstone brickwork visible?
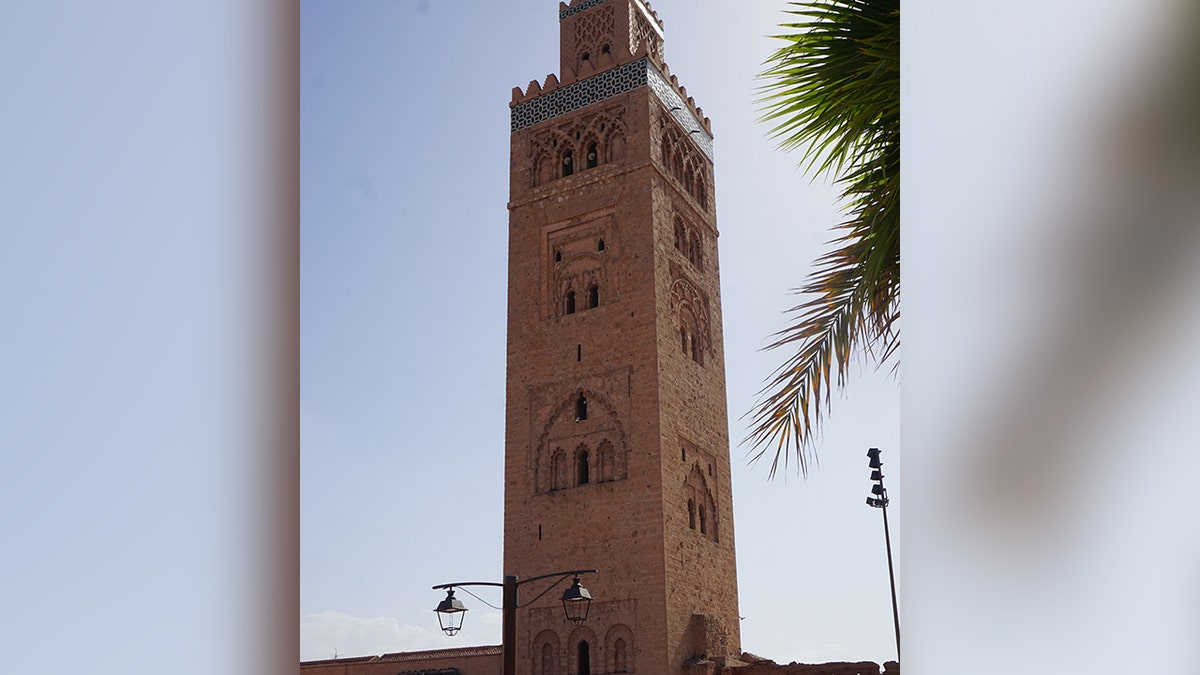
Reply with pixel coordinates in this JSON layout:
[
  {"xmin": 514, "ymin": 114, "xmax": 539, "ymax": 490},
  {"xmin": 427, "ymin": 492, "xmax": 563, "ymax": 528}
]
[
  {"xmin": 504, "ymin": 2, "xmax": 738, "ymax": 674},
  {"xmin": 300, "ymin": 645, "xmax": 503, "ymax": 675}
]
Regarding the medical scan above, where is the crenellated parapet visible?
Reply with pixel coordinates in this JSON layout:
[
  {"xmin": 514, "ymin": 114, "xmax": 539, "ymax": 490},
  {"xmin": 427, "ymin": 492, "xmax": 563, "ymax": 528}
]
[{"xmin": 511, "ymin": 55, "xmax": 713, "ymax": 158}]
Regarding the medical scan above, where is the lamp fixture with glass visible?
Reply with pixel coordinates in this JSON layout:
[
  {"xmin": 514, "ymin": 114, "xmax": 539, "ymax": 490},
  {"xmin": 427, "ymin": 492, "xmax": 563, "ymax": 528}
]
[{"xmin": 432, "ymin": 569, "xmax": 596, "ymax": 675}]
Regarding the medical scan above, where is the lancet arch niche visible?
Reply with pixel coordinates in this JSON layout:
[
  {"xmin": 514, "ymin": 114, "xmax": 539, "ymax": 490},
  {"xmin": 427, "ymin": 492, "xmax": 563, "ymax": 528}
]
[{"xmin": 533, "ymin": 388, "xmax": 629, "ymax": 494}]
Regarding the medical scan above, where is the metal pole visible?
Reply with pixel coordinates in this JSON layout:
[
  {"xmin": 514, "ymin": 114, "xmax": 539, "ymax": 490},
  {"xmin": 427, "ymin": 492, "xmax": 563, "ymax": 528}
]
[
  {"xmin": 880, "ymin": 499, "xmax": 900, "ymax": 662},
  {"xmin": 502, "ymin": 575, "xmax": 518, "ymax": 675}
]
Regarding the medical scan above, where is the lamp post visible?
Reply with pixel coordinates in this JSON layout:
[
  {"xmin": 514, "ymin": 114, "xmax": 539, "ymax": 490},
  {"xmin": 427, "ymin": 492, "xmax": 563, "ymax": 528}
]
[
  {"xmin": 866, "ymin": 447, "xmax": 900, "ymax": 663},
  {"xmin": 433, "ymin": 569, "xmax": 596, "ymax": 675}
]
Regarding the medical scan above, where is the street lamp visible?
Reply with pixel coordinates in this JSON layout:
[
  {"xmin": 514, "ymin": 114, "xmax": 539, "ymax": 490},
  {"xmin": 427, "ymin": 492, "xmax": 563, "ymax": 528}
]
[
  {"xmin": 433, "ymin": 588, "xmax": 467, "ymax": 636},
  {"xmin": 433, "ymin": 569, "xmax": 596, "ymax": 675},
  {"xmin": 865, "ymin": 447, "xmax": 900, "ymax": 663},
  {"xmin": 559, "ymin": 574, "xmax": 593, "ymax": 625}
]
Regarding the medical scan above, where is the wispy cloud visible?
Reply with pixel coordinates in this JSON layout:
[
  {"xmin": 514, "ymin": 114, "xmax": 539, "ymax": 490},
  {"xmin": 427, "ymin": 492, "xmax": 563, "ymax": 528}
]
[{"xmin": 300, "ymin": 610, "xmax": 459, "ymax": 661}]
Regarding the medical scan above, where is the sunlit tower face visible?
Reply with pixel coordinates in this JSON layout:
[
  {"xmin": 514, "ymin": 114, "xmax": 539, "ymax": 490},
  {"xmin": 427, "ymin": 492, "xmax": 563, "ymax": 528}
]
[{"xmin": 502, "ymin": 2, "xmax": 740, "ymax": 673}]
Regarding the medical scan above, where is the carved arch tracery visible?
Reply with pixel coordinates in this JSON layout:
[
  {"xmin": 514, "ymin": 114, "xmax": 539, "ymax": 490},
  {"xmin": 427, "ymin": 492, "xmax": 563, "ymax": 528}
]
[
  {"xmin": 670, "ymin": 274, "xmax": 711, "ymax": 364},
  {"xmin": 684, "ymin": 461, "xmax": 718, "ymax": 542},
  {"xmin": 554, "ymin": 251, "xmax": 606, "ymax": 318},
  {"xmin": 534, "ymin": 388, "xmax": 629, "ymax": 494},
  {"xmin": 530, "ymin": 106, "xmax": 628, "ymax": 188},
  {"xmin": 658, "ymin": 112, "xmax": 710, "ymax": 209}
]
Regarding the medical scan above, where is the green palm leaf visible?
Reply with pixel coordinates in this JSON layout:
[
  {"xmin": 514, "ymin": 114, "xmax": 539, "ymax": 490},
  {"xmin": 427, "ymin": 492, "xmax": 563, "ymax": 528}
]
[{"xmin": 747, "ymin": 0, "xmax": 900, "ymax": 477}]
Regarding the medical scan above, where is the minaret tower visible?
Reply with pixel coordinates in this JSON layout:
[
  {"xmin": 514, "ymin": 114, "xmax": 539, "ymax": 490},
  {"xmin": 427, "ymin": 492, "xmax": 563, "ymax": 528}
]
[{"xmin": 503, "ymin": 2, "xmax": 740, "ymax": 674}]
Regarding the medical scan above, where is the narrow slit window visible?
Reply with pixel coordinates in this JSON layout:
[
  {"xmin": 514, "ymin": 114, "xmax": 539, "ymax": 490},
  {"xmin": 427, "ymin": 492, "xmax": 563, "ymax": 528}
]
[
  {"xmin": 577, "ymin": 450, "xmax": 590, "ymax": 485},
  {"xmin": 577, "ymin": 344, "xmax": 582, "ymax": 361},
  {"xmin": 688, "ymin": 498, "xmax": 696, "ymax": 529}
]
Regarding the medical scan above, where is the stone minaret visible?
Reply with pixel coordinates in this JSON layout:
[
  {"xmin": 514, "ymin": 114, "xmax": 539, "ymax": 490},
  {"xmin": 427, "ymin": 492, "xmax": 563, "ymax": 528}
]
[{"xmin": 503, "ymin": 2, "xmax": 740, "ymax": 673}]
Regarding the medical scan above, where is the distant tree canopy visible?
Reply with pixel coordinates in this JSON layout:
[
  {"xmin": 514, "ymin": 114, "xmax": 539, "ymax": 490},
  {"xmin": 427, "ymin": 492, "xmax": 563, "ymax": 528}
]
[{"xmin": 748, "ymin": 0, "xmax": 900, "ymax": 477}]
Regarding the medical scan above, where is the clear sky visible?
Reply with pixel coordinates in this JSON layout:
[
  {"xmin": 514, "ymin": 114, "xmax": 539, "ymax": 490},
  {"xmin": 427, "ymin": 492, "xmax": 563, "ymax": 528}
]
[{"xmin": 301, "ymin": 0, "xmax": 902, "ymax": 665}]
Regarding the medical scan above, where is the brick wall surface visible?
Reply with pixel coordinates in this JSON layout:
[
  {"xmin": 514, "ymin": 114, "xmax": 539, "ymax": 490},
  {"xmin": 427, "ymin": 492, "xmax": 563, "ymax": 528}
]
[{"xmin": 503, "ymin": 3, "xmax": 738, "ymax": 673}]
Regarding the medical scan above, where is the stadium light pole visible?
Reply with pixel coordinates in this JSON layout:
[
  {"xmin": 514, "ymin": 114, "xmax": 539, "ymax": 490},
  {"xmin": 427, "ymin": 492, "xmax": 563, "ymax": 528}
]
[{"xmin": 866, "ymin": 447, "xmax": 900, "ymax": 663}]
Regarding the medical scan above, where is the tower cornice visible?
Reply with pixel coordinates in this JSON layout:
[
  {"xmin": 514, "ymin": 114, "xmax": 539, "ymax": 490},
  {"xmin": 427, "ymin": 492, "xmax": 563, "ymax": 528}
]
[{"xmin": 511, "ymin": 57, "xmax": 714, "ymax": 159}]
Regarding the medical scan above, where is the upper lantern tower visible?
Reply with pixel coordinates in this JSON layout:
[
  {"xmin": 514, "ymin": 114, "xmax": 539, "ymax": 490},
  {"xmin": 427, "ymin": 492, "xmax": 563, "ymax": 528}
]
[
  {"xmin": 556, "ymin": 0, "xmax": 664, "ymax": 84},
  {"xmin": 503, "ymin": 3, "xmax": 740, "ymax": 675}
]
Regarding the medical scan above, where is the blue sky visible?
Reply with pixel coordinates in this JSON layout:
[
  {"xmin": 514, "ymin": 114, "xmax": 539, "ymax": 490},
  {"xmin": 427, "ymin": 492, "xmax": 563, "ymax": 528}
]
[{"xmin": 301, "ymin": 0, "xmax": 902, "ymax": 664}]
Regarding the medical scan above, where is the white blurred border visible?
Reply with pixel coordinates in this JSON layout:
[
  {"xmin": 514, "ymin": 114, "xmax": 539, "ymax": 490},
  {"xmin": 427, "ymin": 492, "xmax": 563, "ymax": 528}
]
[{"xmin": 905, "ymin": 1, "xmax": 1200, "ymax": 672}]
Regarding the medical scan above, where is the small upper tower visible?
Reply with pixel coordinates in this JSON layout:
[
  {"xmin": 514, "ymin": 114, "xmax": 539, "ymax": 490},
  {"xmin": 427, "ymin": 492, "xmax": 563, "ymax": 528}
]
[{"xmin": 556, "ymin": 0, "xmax": 665, "ymax": 85}]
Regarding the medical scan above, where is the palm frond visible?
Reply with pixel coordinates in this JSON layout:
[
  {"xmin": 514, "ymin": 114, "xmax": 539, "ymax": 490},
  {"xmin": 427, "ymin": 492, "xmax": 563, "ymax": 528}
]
[{"xmin": 746, "ymin": 0, "xmax": 900, "ymax": 477}]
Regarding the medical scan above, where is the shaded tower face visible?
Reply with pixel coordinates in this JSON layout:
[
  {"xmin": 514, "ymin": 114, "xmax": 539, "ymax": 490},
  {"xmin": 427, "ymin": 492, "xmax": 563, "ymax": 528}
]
[{"xmin": 503, "ymin": 2, "xmax": 739, "ymax": 674}]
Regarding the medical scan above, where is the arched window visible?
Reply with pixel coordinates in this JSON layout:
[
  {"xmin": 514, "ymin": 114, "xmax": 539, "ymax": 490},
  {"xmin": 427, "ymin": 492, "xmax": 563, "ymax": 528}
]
[
  {"xmin": 688, "ymin": 498, "xmax": 696, "ymax": 530},
  {"xmin": 586, "ymin": 141, "xmax": 598, "ymax": 169},
  {"xmin": 674, "ymin": 218, "xmax": 684, "ymax": 250},
  {"xmin": 577, "ymin": 640, "xmax": 590, "ymax": 675},
  {"xmin": 680, "ymin": 326, "xmax": 689, "ymax": 354},
  {"xmin": 542, "ymin": 642, "xmax": 556, "ymax": 675},
  {"xmin": 577, "ymin": 449, "xmax": 590, "ymax": 485},
  {"xmin": 613, "ymin": 638, "xmax": 627, "ymax": 672},
  {"xmin": 566, "ymin": 291, "xmax": 576, "ymax": 315},
  {"xmin": 552, "ymin": 450, "xmax": 568, "ymax": 490},
  {"xmin": 562, "ymin": 149, "xmax": 574, "ymax": 177},
  {"xmin": 597, "ymin": 238, "xmax": 605, "ymax": 251},
  {"xmin": 587, "ymin": 285, "xmax": 599, "ymax": 309},
  {"xmin": 598, "ymin": 441, "xmax": 614, "ymax": 482},
  {"xmin": 575, "ymin": 395, "xmax": 587, "ymax": 421},
  {"xmin": 699, "ymin": 504, "xmax": 707, "ymax": 534},
  {"xmin": 555, "ymin": 249, "xmax": 562, "ymax": 262},
  {"xmin": 601, "ymin": 43, "xmax": 611, "ymax": 56}
]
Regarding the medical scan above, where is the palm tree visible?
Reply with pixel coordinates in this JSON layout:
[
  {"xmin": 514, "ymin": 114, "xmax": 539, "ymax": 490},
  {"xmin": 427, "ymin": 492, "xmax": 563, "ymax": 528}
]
[{"xmin": 747, "ymin": 0, "xmax": 900, "ymax": 477}]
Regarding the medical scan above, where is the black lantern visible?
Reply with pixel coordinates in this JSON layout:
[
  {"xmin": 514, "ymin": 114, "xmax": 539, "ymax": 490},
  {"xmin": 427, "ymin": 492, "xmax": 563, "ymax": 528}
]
[
  {"xmin": 560, "ymin": 575, "xmax": 593, "ymax": 625},
  {"xmin": 434, "ymin": 588, "xmax": 467, "ymax": 636}
]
